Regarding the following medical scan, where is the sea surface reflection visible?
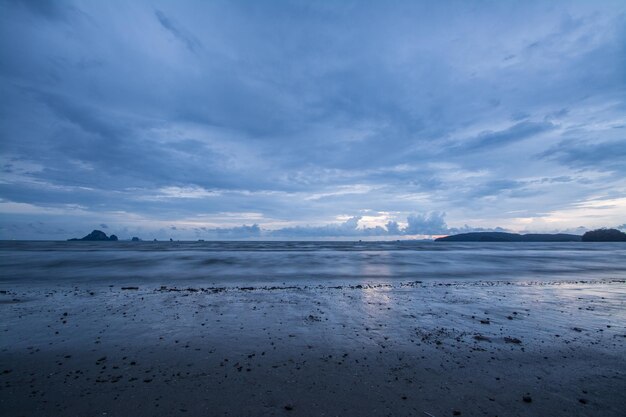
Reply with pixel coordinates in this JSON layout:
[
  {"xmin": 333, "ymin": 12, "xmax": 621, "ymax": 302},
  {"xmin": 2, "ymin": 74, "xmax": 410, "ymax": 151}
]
[{"xmin": 0, "ymin": 241, "xmax": 625, "ymax": 286}]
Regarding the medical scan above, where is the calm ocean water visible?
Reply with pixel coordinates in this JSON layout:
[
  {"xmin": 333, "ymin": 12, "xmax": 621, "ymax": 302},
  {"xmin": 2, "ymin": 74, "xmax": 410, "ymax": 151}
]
[{"xmin": 1, "ymin": 241, "xmax": 625, "ymax": 286}]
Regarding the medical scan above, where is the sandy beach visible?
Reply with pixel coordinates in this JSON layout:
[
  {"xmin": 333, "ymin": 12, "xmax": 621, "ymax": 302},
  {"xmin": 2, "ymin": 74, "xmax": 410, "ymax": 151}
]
[{"xmin": 1, "ymin": 278, "xmax": 625, "ymax": 417}]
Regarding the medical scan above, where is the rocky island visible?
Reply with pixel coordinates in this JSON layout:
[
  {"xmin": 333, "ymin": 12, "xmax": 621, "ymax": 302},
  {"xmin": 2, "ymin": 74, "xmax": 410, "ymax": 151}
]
[{"xmin": 68, "ymin": 230, "xmax": 118, "ymax": 241}]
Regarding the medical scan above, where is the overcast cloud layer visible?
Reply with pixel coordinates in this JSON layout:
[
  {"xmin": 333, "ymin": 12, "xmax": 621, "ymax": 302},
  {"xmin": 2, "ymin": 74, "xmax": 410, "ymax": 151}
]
[{"xmin": 1, "ymin": 0, "xmax": 625, "ymax": 240}]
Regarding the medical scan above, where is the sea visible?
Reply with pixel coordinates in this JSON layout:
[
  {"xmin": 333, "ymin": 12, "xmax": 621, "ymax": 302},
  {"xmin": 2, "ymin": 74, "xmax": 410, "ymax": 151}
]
[{"xmin": 1, "ymin": 241, "xmax": 625, "ymax": 287}]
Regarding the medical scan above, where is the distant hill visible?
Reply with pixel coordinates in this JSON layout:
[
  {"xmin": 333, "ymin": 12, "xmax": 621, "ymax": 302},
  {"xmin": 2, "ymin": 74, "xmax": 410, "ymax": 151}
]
[
  {"xmin": 435, "ymin": 232, "xmax": 582, "ymax": 242},
  {"xmin": 581, "ymin": 228, "xmax": 626, "ymax": 242},
  {"xmin": 68, "ymin": 230, "xmax": 118, "ymax": 241}
]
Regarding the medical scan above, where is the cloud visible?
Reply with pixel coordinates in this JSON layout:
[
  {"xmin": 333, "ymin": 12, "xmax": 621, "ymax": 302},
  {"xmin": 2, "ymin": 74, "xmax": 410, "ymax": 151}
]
[
  {"xmin": 199, "ymin": 224, "xmax": 261, "ymax": 239},
  {"xmin": 9, "ymin": 0, "xmax": 75, "ymax": 21},
  {"xmin": 465, "ymin": 179, "xmax": 524, "ymax": 199},
  {"xmin": 385, "ymin": 221, "xmax": 400, "ymax": 235},
  {"xmin": 267, "ymin": 212, "xmax": 504, "ymax": 239},
  {"xmin": 154, "ymin": 9, "xmax": 202, "ymax": 53},
  {"xmin": 540, "ymin": 139, "xmax": 626, "ymax": 172},
  {"xmin": 404, "ymin": 212, "xmax": 448, "ymax": 235},
  {"xmin": 143, "ymin": 186, "xmax": 221, "ymax": 200},
  {"xmin": 269, "ymin": 216, "xmax": 385, "ymax": 238},
  {"xmin": 456, "ymin": 121, "xmax": 555, "ymax": 152},
  {"xmin": 1, "ymin": 1, "xmax": 625, "ymax": 239}
]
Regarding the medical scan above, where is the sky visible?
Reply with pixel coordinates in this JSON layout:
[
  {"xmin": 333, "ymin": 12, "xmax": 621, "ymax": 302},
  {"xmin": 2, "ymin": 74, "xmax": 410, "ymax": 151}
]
[{"xmin": 1, "ymin": 0, "xmax": 625, "ymax": 240}]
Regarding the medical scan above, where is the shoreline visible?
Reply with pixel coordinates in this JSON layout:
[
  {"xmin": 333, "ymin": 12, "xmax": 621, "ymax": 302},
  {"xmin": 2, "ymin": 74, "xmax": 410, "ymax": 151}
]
[{"xmin": 1, "ymin": 279, "xmax": 625, "ymax": 416}]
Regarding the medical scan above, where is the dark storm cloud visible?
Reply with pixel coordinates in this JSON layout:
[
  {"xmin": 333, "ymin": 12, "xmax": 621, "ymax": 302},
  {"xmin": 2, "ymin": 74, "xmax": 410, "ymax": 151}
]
[
  {"xmin": 1, "ymin": 0, "xmax": 625, "ymax": 239},
  {"xmin": 540, "ymin": 139, "xmax": 626, "ymax": 172},
  {"xmin": 8, "ymin": 0, "xmax": 74, "ymax": 21},
  {"xmin": 456, "ymin": 121, "xmax": 555, "ymax": 152},
  {"xmin": 466, "ymin": 180, "xmax": 526, "ymax": 199},
  {"xmin": 154, "ymin": 9, "xmax": 202, "ymax": 53}
]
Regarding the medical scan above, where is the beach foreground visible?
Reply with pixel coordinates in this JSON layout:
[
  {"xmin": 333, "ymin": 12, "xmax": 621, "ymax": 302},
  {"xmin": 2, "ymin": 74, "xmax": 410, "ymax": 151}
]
[{"xmin": 1, "ymin": 279, "xmax": 625, "ymax": 417}]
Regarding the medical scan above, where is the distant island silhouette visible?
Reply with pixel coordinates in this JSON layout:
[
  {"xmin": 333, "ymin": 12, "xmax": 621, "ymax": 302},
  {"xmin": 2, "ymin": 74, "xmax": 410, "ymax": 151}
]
[
  {"xmin": 68, "ymin": 230, "xmax": 118, "ymax": 241},
  {"xmin": 65, "ymin": 228, "xmax": 626, "ymax": 242},
  {"xmin": 436, "ymin": 229, "xmax": 626, "ymax": 242},
  {"xmin": 435, "ymin": 232, "xmax": 581, "ymax": 242},
  {"xmin": 581, "ymin": 228, "xmax": 626, "ymax": 242}
]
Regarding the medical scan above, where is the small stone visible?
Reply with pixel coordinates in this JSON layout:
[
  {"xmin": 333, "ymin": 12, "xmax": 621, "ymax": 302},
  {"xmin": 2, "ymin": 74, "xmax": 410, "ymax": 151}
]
[
  {"xmin": 284, "ymin": 404, "xmax": 294, "ymax": 411},
  {"xmin": 522, "ymin": 395, "xmax": 532, "ymax": 403}
]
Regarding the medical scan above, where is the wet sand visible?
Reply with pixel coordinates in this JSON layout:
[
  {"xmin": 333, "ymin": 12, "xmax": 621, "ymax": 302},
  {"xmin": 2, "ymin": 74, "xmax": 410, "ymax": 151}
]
[{"xmin": 1, "ymin": 279, "xmax": 625, "ymax": 416}]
